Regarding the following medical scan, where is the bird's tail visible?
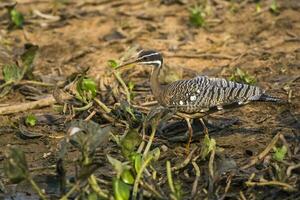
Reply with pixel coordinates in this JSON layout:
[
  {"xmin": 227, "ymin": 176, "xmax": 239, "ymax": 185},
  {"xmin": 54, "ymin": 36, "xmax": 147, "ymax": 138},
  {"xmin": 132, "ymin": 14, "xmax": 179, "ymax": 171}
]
[{"xmin": 258, "ymin": 93, "xmax": 286, "ymax": 103}]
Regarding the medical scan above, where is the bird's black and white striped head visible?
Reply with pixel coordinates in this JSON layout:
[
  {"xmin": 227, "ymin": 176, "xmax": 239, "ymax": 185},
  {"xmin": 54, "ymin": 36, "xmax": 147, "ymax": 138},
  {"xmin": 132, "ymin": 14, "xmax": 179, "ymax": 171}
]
[
  {"xmin": 135, "ymin": 50, "xmax": 163, "ymax": 68},
  {"xmin": 116, "ymin": 50, "xmax": 163, "ymax": 69}
]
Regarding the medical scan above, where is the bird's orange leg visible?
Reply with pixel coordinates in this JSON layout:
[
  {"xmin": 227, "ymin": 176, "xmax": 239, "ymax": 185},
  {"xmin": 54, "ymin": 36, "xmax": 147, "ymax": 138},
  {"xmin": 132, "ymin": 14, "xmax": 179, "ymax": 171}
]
[{"xmin": 184, "ymin": 117, "xmax": 193, "ymax": 154}]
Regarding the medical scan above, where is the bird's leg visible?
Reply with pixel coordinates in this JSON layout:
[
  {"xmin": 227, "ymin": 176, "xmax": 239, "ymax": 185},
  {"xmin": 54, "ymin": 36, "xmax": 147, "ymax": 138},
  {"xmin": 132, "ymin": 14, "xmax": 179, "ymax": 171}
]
[
  {"xmin": 200, "ymin": 118, "xmax": 209, "ymax": 136},
  {"xmin": 184, "ymin": 117, "xmax": 193, "ymax": 153}
]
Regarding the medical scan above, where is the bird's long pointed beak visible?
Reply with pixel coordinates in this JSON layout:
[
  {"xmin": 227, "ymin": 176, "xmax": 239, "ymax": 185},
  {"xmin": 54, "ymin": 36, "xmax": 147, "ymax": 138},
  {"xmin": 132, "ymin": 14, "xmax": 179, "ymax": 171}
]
[{"xmin": 115, "ymin": 57, "xmax": 141, "ymax": 69}]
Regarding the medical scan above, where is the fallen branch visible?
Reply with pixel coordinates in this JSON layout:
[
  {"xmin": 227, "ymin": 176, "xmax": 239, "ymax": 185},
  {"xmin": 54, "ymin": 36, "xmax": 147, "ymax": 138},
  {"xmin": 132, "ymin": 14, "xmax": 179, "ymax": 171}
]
[
  {"xmin": 0, "ymin": 90, "xmax": 72, "ymax": 115},
  {"xmin": 245, "ymin": 180, "xmax": 296, "ymax": 192},
  {"xmin": 0, "ymin": 95, "xmax": 56, "ymax": 115}
]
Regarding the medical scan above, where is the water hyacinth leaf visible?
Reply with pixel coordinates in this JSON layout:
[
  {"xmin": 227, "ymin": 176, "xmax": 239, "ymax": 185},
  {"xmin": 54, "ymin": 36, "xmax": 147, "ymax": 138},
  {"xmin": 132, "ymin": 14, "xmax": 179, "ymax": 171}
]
[
  {"xmin": 121, "ymin": 128, "xmax": 142, "ymax": 157},
  {"xmin": 113, "ymin": 178, "xmax": 130, "ymax": 200},
  {"xmin": 121, "ymin": 169, "xmax": 135, "ymax": 185},
  {"xmin": 108, "ymin": 59, "xmax": 119, "ymax": 69},
  {"xmin": 4, "ymin": 147, "xmax": 29, "ymax": 183},
  {"xmin": 25, "ymin": 114, "xmax": 37, "ymax": 127},
  {"xmin": 10, "ymin": 9, "xmax": 24, "ymax": 28},
  {"xmin": 2, "ymin": 64, "xmax": 23, "ymax": 83},
  {"xmin": 273, "ymin": 145, "xmax": 287, "ymax": 161}
]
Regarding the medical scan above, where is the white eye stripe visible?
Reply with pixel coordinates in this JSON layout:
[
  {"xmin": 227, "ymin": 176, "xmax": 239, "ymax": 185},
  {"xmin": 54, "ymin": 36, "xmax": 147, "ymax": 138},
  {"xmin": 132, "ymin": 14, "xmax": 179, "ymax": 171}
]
[
  {"xmin": 140, "ymin": 60, "xmax": 162, "ymax": 66},
  {"xmin": 139, "ymin": 52, "xmax": 160, "ymax": 60}
]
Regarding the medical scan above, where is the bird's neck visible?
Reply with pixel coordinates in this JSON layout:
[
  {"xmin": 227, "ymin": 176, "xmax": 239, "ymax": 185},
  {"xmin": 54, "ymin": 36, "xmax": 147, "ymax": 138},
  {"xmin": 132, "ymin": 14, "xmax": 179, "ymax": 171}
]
[{"xmin": 150, "ymin": 66, "xmax": 165, "ymax": 104}]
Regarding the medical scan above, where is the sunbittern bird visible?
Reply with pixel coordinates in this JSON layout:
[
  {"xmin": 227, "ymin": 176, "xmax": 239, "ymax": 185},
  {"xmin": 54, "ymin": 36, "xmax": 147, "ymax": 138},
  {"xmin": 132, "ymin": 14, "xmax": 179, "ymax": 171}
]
[{"xmin": 117, "ymin": 50, "xmax": 284, "ymax": 149}]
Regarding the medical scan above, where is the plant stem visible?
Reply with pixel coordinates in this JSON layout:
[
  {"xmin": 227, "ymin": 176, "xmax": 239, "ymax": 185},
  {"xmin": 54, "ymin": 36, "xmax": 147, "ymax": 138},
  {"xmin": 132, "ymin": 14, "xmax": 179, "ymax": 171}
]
[
  {"xmin": 27, "ymin": 176, "xmax": 48, "ymax": 200},
  {"xmin": 142, "ymin": 125, "xmax": 156, "ymax": 158},
  {"xmin": 113, "ymin": 71, "xmax": 131, "ymax": 104},
  {"xmin": 88, "ymin": 174, "xmax": 109, "ymax": 199},
  {"xmin": 94, "ymin": 98, "xmax": 111, "ymax": 113},
  {"xmin": 73, "ymin": 101, "xmax": 93, "ymax": 111},
  {"xmin": 60, "ymin": 182, "xmax": 79, "ymax": 200},
  {"xmin": 166, "ymin": 161, "xmax": 175, "ymax": 195},
  {"xmin": 132, "ymin": 154, "xmax": 153, "ymax": 200}
]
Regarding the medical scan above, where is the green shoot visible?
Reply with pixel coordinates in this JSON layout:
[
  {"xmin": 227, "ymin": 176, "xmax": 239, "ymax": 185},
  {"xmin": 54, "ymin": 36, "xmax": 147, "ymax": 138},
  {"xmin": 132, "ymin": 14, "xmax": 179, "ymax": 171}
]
[
  {"xmin": 25, "ymin": 114, "xmax": 37, "ymax": 127},
  {"xmin": 270, "ymin": 0, "xmax": 279, "ymax": 14},
  {"xmin": 189, "ymin": 6, "xmax": 206, "ymax": 28},
  {"xmin": 9, "ymin": 8, "xmax": 24, "ymax": 28},
  {"xmin": 200, "ymin": 134, "xmax": 216, "ymax": 160},
  {"xmin": 273, "ymin": 145, "xmax": 287, "ymax": 162},
  {"xmin": 0, "ymin": 44, "xmax": 38, "ymax": 98},
  {"xmin": 167, "ymin": 161, "xmax": 182, "ymax": 200},
  {"xmin": 256, "ymin": 3, "xmax": 261, "ymax": 13},
  {"xmin": 2, "ymin": 64, "xmax": 23, "ymax": 83},
  {"xmin": 229, "ymin": 68, "xmax": 257, "ymax": 85}
]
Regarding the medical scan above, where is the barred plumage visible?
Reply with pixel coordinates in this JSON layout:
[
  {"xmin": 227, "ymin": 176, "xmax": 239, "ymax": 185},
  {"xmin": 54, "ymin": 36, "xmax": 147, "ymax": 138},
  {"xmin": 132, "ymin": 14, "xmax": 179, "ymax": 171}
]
[{"xmin": 161, "ymin": 76, "xmax": 264, "ymax": 114}]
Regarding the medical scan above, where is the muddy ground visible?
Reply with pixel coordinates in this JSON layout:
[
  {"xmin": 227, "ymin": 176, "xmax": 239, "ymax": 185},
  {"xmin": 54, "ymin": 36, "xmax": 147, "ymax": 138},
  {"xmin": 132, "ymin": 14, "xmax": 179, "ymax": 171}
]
[{"xmin": 0, "ymin": 0, "xmax": 299, "ymax": 199}]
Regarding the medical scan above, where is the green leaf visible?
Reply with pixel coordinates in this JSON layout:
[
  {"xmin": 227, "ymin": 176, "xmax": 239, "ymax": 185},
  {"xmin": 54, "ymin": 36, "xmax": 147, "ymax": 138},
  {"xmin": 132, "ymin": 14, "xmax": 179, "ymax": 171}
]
[
  {"xmin": 121, "ymin": 169, "xmax": 135, "ymax": 185},
  {"xmin": 10, "ymin": 9, "xmax": 24, "ymax": 28},
  {"xmin": 113, "ymin": 178, "xmax": 130, "ymax": 200},
  {"xmin": 130, "ymin": 153, "xmax": 142, "ymax": 174},
  {"xmin": 4, "ymin": 147, "xmax": 29, "ymax": 183},
  {"xmin": 76, "ymin": 77, "xmax": 97, "ymax": 103},
  {"xmin": 273, "ymin": 145, "xmax": 287, "ymax": 161},
  {"xmin": 108, "ymin": 59, "xmax": 119, "ymax": 69},
  {"xmin": 2, "ymin": 64, "xmax": 23, "ymax": 83},
  {"xmin": 25, "ymin": 114, "xmax": 37, "ymax": 127}
]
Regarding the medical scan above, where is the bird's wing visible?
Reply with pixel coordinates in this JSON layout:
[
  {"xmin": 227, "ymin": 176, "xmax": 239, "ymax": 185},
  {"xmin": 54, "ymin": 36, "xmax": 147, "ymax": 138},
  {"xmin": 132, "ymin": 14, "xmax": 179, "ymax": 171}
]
[{"xmin": 164, "ymin": 75, "xmax": 263, "ymax": 111}]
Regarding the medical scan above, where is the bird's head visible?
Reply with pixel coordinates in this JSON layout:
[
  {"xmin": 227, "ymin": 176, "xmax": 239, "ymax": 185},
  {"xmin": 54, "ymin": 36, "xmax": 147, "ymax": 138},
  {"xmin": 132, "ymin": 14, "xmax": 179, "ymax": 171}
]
[{"xmin": 117, "ymin": 50, "xmax": 163, "ymax": 69}]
